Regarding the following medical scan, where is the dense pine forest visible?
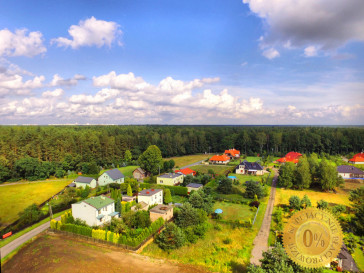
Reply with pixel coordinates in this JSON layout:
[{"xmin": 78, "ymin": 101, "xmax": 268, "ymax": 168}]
[{"xmin": 0, "ymin": 126, "xmax": 363, "ymax": 181}]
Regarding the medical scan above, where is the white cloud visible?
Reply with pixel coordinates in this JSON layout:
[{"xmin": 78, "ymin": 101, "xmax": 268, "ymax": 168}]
[
  {"xmin": 243, "ymin": 0, "xmax": 364, "ymax": 55},
  {"xmin": 42, "ymin": 88, "xmax": 64, "ymax": 98},
  {"xmin": 51, "ymin": 17, "xmax": 122, "ymax": 49},
  {"xmin": 0, "ymin": 28, "xmax": 46, "ymax": 57},
  {"xmin": 69, "ymin": 88, "xmax": 119, "ymax": 104},
  {"xmin": 50, "ymin": 74, "xmax": 86, "ymax": 87},
  {"xmin": 0, "ymin": 72, "xmax": 44, "ymax": 96},
  {"xmin": 304, "ymin": 46, "xmax": 318, "ymax": 57},
  {"xmin": 262, "ymin": 48, "xmax": 280, "ymax": 59}
]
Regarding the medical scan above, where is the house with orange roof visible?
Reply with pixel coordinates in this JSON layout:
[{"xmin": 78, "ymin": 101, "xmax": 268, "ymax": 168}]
[
  {"xmin": 175, "ymin": 168, "xmax": 196, "ymax": 176},
  {"xmin": 349, "ymin": 152, "xmax": 364, "ymax": 164},
  {"xmin": 224, "ymin": 149, "xmax": 240, "ymax": 159},
  {"xmin": 276, "ymin": 152, "xmax": 302, "ymax": 164},
  {"xmin": 209, "ymin": 154, "xmax": 230, "ymax": 164}
]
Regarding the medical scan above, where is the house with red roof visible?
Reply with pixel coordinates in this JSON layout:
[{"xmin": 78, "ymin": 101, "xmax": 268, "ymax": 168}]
[
  {"xmin": 277, "ymin": 152, "xmax": 302, "ymax": 164},
  {"xmin": 349, "ymin": 153, "xmax": 364, "ymax": 165},
  {"xmin": 175, "ymin": 168, "xmax": 196, "ymax": 176},
  {"xmin": 224, "ymin": 149, "xmax": 241, "ymax": 159},
  {"xmin": 209, "ymin": 154, "xmax": 230, "ymax": 164}
]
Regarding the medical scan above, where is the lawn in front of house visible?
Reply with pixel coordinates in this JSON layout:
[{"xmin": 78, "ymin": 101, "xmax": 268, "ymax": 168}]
[
  {"xmin": 0, "ymin": 180, "xmax": 72, "ymax": 226},
  {"xmin": 213, "ymin": 202, "xmax": 255, "ymax": 221},
  {"xmin": 228, "ymin": 173, "xmax": 269, "ymax": 184},
  {"xmin": 245, "ymin": 156, "xmax": 261, "ymax": 162},
  {"xmin": 165, "ymin": 154, "xmax": 209, "ymax": 168},
  {"xmin": 190, "ymin": 164, "xmax": 234, "ymax": 175},
  {"xmin": 99, "ymin": 165, "xmax": 139, "ymax": 177}
]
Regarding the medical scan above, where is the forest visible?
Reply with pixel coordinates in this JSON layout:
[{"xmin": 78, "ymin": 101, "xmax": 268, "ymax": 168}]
[{"xmin": 0, "ymin": 125, "xmax": 363, "ymax": 182}]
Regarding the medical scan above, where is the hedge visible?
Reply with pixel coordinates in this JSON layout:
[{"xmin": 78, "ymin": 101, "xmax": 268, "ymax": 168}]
[{"xmin": 139, "ymin": 183, "xmax": 188, "ymax": 196}]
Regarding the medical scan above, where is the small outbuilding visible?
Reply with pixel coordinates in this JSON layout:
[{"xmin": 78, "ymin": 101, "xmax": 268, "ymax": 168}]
[
  {"xmin": 186, "ymin": 183, "xmax": 203, "ymax": 193},
  {"xmin": 73, "ymin": 176, "xmax": 97, "ymax": 189},
  {"xmin": 149, "ymin": 204, "xmax": 173, "ymax": 222},
  {"xmin": 133, "ymin": 167, "xmax": 147, "ymax": 181}
]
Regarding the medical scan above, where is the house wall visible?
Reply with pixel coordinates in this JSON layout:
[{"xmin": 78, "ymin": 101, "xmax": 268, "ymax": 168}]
[
  {"xmin": 138, "ymin": 191, "xmax": 163, "ymax": 207},
  {"xmin": 236, "ymin": 166, "xmax": 245, "ymax": 174},
  {"xmin": 210, "ymin": 160, "xmax": 229, "ymax": 164},
  {"xmin": 72, "ymin": 202, "xmax": 116, "ymax": 226},
  {"xmin": 74, "ymin": 179, "xmax": 97, "ymax": 189},
  {"xmin": 150, "ymin": 209, "xmax": 173, "ymax": 222},
  {"xmin": 157, "ymin": 175, "xmax": 183, "ymax": 186},
  {"xmin": 98, "ymin": 173, "xmax": 124, "ymax": 186},
  {"xmin": 187, "ymin": 186, "xmax": 202, "ymax": 193},
  {"xmin": 133, "ymin": 170, "xmax": 145, "ymax": 181}
]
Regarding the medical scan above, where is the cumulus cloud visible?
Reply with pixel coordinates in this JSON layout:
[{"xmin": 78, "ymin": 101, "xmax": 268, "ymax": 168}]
[
  {"xmin": 262, "ymin": 48, "xmax": 280, "ymax": 59},
  {"xmin": 0, "ymin": 71, "xmax": 44, "ymax": 96},
  {"xmin": 0, "ymin": 28, "xmax": 46, "ymax": 57},
  {"xmin": 304, "ymin": 46, "xmax": 318, "ymax": 57},
  {"xmin": 69, "ymin": 88, "xmax": 119, "ymax": 104},
  {"xmin": 42, "ymin": 88, "xmax": 64, "ymax": 98},
  {"xmin": 243, "ymin": 0, "xmax": 364, "ymax": 56},
  {"xmin": 51, "ymin": 17, "xmax": 122, "ymax": 49},
  {"xmin": 50, "ymin": 74, "xmax": 86, "ymax": 87}
]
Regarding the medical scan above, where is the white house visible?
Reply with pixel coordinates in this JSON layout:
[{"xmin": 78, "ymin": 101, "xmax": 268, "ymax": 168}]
[
  {"xmin": 71, "ymin": 195, "xmax": 118, "ymax": 226},
  {"xmin": 98, "ymin": 168, "xmax": 125, "ymax": 186},
  {"xmin": 186, "ymin": 183, "xmax": 203, "ymax": 193},
  {"xmin": 236, "ymin": 161, "xmax": 264, "ymax": 176},
  {"xmin": 157, "ymin": 173, "xmax": 183, "ymax": 186},
  {"xmin": 73, "ymin": 176, "xmax": 97, "ymax": 189},
  {"xmin": 138, "ymin": 188, "xmax": 163, "ymax": 208},
  {"xmin": 337, "ymin": 165, "xmax": 364, "ymax": 179}
]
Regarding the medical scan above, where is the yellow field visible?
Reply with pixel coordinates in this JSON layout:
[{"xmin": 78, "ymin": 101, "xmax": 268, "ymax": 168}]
[
  {"xmin": 0, "ymin": 180, "xmax": 72, "ymax": 226},
  {"xmin": 165, "ymin": 154, "xmax": 209, "ymax": 168}
]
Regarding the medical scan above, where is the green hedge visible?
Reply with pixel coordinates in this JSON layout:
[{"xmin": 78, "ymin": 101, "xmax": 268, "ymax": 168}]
[{"xmin": 139, "ymin": 183, "xmax": 188, "ymax": 196}]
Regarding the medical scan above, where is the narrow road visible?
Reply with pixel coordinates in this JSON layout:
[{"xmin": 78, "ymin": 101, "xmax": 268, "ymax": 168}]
[
  {"xmin": 250, "ymin": 171, "xmax": 278, "ymax": 266},
  {"xmin": 180, "ymin": 160, "xmax": 205, "ymax": 169},
  {"xmin": 0, "ymin": 216, "xmax": 61, "ymax": 258}
]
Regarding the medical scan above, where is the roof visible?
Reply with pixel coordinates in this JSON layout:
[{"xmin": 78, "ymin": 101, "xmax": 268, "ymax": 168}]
[
  {"xmin": 133, "ymin": 167, "xmax": 146, "ymax": 174},
  {"xmin": 159, "ymin": 173, "xmax": 183, "ymax": 179},
  {"xmin": 82, "ymin": 195, "xmax": 114, "ymax": 210},
  {"xmin": 349, "ymin": 152, "xmax": 364, "ymax": 163},
  {"xmin": 337, "ymin": 165, "xmax": 364, "ymax": 175},
  {"xmin": 137, "ymin": 201, "xmax": 148, "ymax": 209},
  {"xmin": 209, "ymin": 154, "xmax": 230, "ymax": 161},
  {"xmin": 175, "ymin": 168, "xmax": 196, "ymax": 176},
  {"xmin": 337, "ymin": 244, "xmax": 359, "ymax": 272},
  {"xmin": 67, "ymin": 183, "xmax": 76, "ymax": 187},
  {"xmin": 74, "ymin": 176, "xmax": 95, "ymax": 183},
  {"xmin": 104, "ymin": 168, "xmax": 124, "ymax": 180},
  {"xmin": 150, "ymin": 204, "xmax": 173, "ymax": 214},
  {"xmin": 277, "ymin": 151, "xmax": 302, "ymax": 163},
  {"xmin": 186, "ymin": 183, "xmax": 203, "ymax": 188},
  {"xmin": 224, "ymin": 149, "xmax": 240, "ymax": 157},
  {"xmin": 237, "ymin": 160, "xmax": 263, "ymax": 171},
  {"xmin": 138, "ymin": 188, "xmax": 163, "ymax": 196}
]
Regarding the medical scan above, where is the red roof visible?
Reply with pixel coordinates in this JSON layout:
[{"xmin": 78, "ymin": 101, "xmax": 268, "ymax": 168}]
[
  {"xmin": 210, "ymin": 154, "xmax": 230, "ymax": 162},
  {"xmin": 224, "ymin": 149, "xmax": 240, "ymax": 157},
  {"xmin": 349, "ymin": 153, "xmax": 364, "ymax": 163},
  {"xmin": 175, "ymin": 168, "xmax": 196, "ymax": 176},
  {"xmin": 277, "ymin": 152, "xmax": 302, "ymax": 164}
]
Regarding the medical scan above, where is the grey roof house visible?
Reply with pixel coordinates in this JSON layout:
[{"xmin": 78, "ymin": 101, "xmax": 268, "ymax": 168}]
[
  {"xmin": 98, "ymin": 168, "xmax": 125, "ymax": 186},
  {"xmin": 73, "ymin": 176, "xmax": 97, "ymax": 189},
  {"xmin": 236, "ymin": 160, "xmax": 264, "ymax": 175},
  {"xmin": 337, "ymin": 165, "xmax": 364, "ymax": 179}
]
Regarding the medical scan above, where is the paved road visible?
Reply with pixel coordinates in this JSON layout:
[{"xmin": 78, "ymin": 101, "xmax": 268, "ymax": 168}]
[
  {"xmin": 180, "ymin": 160, "xmax": 205, "ymax": 169},
  {"xmin": 0, "ymin": 216, "xmax": 61, "ymax": 258},
  {"xmin": 250, "ymin": 171, "xmax": 278, "ymax": 266}
]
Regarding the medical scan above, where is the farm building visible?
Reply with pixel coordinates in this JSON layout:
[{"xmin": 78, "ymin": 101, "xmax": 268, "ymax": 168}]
[
  {"xmin": 236, "ymin": 161, "xmax": 264, "ymax": 175},
  {"xmin": 277, "ymin": 151, "xmax": 302, "ymax": 164},
  {"xmin": 98, "ymin": 168, "xmax": 124, "ymax": 186},
  {"xmin": 157, "ymin": 173, "xmax": 184, "ymax": 186},
  {"xmin": 133, "ymin": 167, "xmax": 147, "ymax": 181},
  {"xmin": 137, "ymin": 188, "xmax": 163, "ymax": 208},
  {"xmin": 349, "ymin": 152, "xmax": 364, "ymax": 164},
  {"xmin": 337, "ymin": 165, "xmax": 364, "ymax": 179},
  {"xmin": 175, "ymin": 168, "xmax": 196, "ymax": 176},
  {"xmin": 71, "ymin": 195, "xmax": 118, "ymax": 226},
  {"xmin": 149, "ymin": 204, "xmax": 173, "ymax": 222},
  {"xmin": 224, "ymin": 148, "xmax": 240, "ymax": 158},
  {"xmin": 186, "ymin": 183, "xmax": 203, "ymax": 193},
  {"xmin": 73, "ymin": 176, "xmax": 97, "ymax": 189},
  {"xmin": 209, "ymin": 154, "xmax": 230, "ymax": 164}
]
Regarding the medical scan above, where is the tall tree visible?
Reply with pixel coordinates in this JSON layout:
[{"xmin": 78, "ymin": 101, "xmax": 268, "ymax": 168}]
[
  {"xmin": 294, "ymin": 155, "xmax": 311, "ymax": 189},
  {"xmin": 256, "ymin": 132, "xmax": 267, "ymax": 154},
  {"xmin": 278, "ymin": 162, "xmax": 296, "ymax": 188},
  {"xmin": 124, "ymin": 150, "xmax": 132, "ymax": 163},
  {"xmin": 318, "ymin": 160, "xmax": 338, "ymax": 191},
  {"xmin": 138, "ymin": 145, "xmax": 163, "ymax": 175},
  {"xmin": 164, "ymin": 188, "xmax": 172, "ymax": 204}
]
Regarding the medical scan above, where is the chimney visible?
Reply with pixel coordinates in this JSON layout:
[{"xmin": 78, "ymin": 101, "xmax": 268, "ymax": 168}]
[
  {"xmin": 146, "ymin": 191, "xmax": 150, "ymax": 194},
  {"xmin": 151, "ymin": 189, "xmax": 155, "ymax": 191}
]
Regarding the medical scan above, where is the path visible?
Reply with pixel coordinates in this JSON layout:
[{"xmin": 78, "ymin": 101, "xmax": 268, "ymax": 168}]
[
  {"xmin": 0, "ymin": 216, "xmax": 61, "ymax": 258},
  {"xmin": 180, "ymin": 160, "xmax": 204, "ymax": 169},
  {"xmin": 250, "ymin": 171, "xmax": 278, "ymax": 266}
]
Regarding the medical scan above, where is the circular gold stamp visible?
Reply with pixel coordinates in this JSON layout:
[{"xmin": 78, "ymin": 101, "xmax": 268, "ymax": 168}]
[{"xmin": 283, "ymin": 207, "xmax": 343, "ymax": 268}]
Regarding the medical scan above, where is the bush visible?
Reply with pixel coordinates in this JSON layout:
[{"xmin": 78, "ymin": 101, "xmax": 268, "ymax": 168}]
[
  {"xmin": 249, "ymin": 201, "xmax": 260, "ymax": 208},
  {"xmin": 289, "ymin": 195, "xmax": 301, "ymax": 210},
  {"xmin": 317, "ymin": 199, "xmax": 328, "ymax": 209},
  {"xmin": 223, "ymin": 238, "xmax": 232, "ymax": 244},
  {"xmin": 244, "ymin": 181, "xmax": 265, "ymax": 199},
  {"xmin": 156, "ymin": 223, "xmax": 186, "ymax": 250}
]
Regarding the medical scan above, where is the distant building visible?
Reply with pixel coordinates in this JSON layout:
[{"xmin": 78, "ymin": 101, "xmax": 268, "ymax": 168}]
[
  {"xmin": 138, "ymin": 188, "xmax": 163, "ymax": 208},
  {"xmin": 175, "ymin": 168, "xmax": 196, "ymax": 176},
  {"xmin": 209, "ymin": 154, "xmax": 230, "ymax": 164},
  {"xmin": 98, "ymin": 168, "xmax": 125, "ymax": 186},
  {"xmin": 71, "ymin": 195, "xmax": 118, "ymax": 226},
  {"xmin": 149, "ymin": 204, "xmax": 173, "ymax": 222},
  {"xmin": 236, "ymin": 161, "xmax": 264, "ymax": 175},
  {"xmin": 277, "ymin": 152, "xmax": 302, "ymax": 164},
  {"xmin": 349, "ymin": 152, "xmax": 364, "ymax": 164},
  {"xmin": 224, "ymin": 149, "xmax": 240, "ymax": 159},
  {"xmin": 337, "ymin": 165, "xmax": 364, "ymax": 179},
  {"xmin": 133, "ymin": 167, "xmax": 147, "ymax": 181},
  {"xmin": 157, "ymin": 173, "xmax": 183, "ymax": 186},
  {"xmin": 186, "ymin": 183, "xmax": 203, "ymax": 193},
  {"xmin": 73, "ymin": 176, "xmax": 97, "ymax": 189}
]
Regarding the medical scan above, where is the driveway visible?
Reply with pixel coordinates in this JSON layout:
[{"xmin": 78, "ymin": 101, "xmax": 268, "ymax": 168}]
[{"xmin": 180, "ymin": 160, "xmax": 205, "ymax": 169}]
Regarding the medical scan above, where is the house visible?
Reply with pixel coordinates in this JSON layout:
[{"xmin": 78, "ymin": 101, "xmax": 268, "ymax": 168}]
[
  {"xmin": 277, "ymin": 152, "xmax": 302, "ymax": 164},
  {"xmin": 337, "ymin": 165, "xmax": 364, "ymax": 179},
  {"xmin": 336, "ymin": 244, "xmax": 359, "ymax": 272},
  {"xmin": 149, "ymin": 204, "xmax": 173, "ymax": 222},
  {"xmin": 157, "ymin": 173, "xmax": 184, "ymax": 186},
  {"xmin": 175, "ymin": 168, "xmax": 196, "ymax": 176},
  {"xmin": 71, "ymin": 195, "xmax": 118, "ymax": 226},
  {"xmin": 209, "ymin": 154, "xmax": 230, "ymax": 164},
  {"xmin": 73, "ymin": 176, "xmax": 97, "ymax": 189},
  {"xmin": 236, "ymin": 161, "xmax": 264, "ymax": 175},
  {"xmin": 224, "ymin": 149, "xmax": 240, "ymax": 159},
  {"xmin": 122, "ymin": 195, "xmax": 136, "ymax": 202},
  {"xmin": 133, "ymin": 167, "xmax": 147, "ymax": 181},
  {"xmin": 349, "ymin": 152, "xmax": 364, "ymax": 164},
  {"xmin": 138, "ymin": 188, "xmax": 163, "ymax": 208},
  {"xmin": 186, "ymin": 183, "xmax": 203, "ymax": 193},
  {"xmin": 98, "ymin": 168, "xmax": 125, "ymax": 186}
]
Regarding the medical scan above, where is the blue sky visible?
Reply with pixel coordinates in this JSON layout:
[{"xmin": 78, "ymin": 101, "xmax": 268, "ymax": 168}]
[{"xmin": 0, "ymin": 0, "xmax": 363, "ymax": 125}]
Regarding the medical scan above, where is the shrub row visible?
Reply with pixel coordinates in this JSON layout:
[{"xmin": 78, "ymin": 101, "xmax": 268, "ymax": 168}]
[{"xmin": 140, "ymin": 183, "xmax": 188, "ymax": 196}]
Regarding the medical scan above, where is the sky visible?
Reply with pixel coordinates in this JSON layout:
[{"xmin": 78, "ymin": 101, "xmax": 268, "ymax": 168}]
[{"xmin": 0, "ymin": 0, "xmax": 363, "ymax": 125}]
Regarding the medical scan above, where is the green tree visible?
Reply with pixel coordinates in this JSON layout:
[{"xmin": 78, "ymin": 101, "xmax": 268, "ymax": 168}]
[
  {"xmin": 188, "ymin": 191, "xmax": 204, "ymax": 209},
  {"xmin": 18, "ymin": 204, "xmax": 42, "ymax": 225},
  {"xmin": 87, "ymin": 162, "xmax": 99, "ymax": 174},
  {"xmin": 115, "ymin": 198, "xmax": 121, "ymax": 213},
  {"xmin": 138, "ymin": 145, "xmax": 163, "ymax": 175},
  {"xmin": 256, "ymin": 132, "xmax": 267, "ymax": 154},
  {"xmin": 182, "ymin": 175, "xmax": 194, "ymax": 187},
  {"xmin": 278, "ymin": 162, "xmax": 296, "ymax": 188},
  {"xmin": 349, "ymin": 187, "xmax": 364, "ymax": 235},
  {"xmin": 300, "ymin": 194, "xmax": 311, "ymax": 209},
  {"xmin": 258, "ymin": 243, "xmax": 295, "ymax": 273},
  {"xmin": 0, "ymin": 165, "xmax": 11, "ymax": 182},
  {"xmin": 217, "ymin": 177, "xmax": 232, "ymax": 194},
  {"xmin": 175, "ymin": 203, "xmax": 207, "ymax": 228},
  {"xmin": 289, "ymin": 195, "xmax": 301, "ymax": 210},
  {"xmin": 316, "ymin": 199, "xmax": 328, "ymax": 209},
  {"xmin": 127, "ymin": 184, "xmax": 133, "ymax": 197},
  {"xmin": 164, "ymin": 188, "xmax": 172, "ymax": 204},
  {"xmin": 124, "ymin": 150, "xmax": 132, "ymax": 163},
  {"xmin": 294, "ymin": 155, "xmax": 311, "ymax": 189},
  {"xmin": 156, "ymin": 222, "xmax": 185, "ymax": 250},
  {"xmin": 318, "ymin": 160, "xmax": 338, "ymax": 191},
  {"xmin": 55, "ymin": 168, "xmax": 65, "ymax": 178},
  {"xmin": 244, "ymin": 180, "xmax": 265, "ymax": 199}
]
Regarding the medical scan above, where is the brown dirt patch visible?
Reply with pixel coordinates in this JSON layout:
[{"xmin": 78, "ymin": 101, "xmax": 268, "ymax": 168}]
[{"xmin": 2, "ymin": 233, "xmax": 209, "ymax": 273}]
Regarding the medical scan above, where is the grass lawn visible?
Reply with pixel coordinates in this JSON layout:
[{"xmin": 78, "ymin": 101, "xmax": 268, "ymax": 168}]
[
  {"xmin": 245, "ymin": 156, "xmax": 261, "ymax": 162},
  {"xmin": 0, "ymin": 180, "xmax": 72, "ymax": 226},
  {"xmin": 190, "ymin": 164, "xmax": 234, "ymax": 175},
  {"xmin": 165, "ymin": 154, "xmax": 209, "ymax": 168},
  {"xmin": 171, "ymin": 195, "xmax": 187, "ymax": 204},
  {"xmin": 99, "ymin": 165, "xmax": 139, "ymax": 177},
  {"xmin": 213, "ymin": 202, "xmax": 255, "ymax": 221},
  {"xmin": 228, "ymin": 173, "xmax": 269, "ymax": 184},
  {"xmin": 353, "ymin": 247, "xmax": 364, "ymax": 272}
]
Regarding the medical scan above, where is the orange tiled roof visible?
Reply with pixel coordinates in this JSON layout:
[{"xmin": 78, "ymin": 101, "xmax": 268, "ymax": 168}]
[
  {"xmin": 277, "ymin": 151, "xmax": 302, "ymax": 163},
  {"xmin": 349, "ymin": 153, "xmax": 364, "ymax": 162},
  {"xmin": 210, "ymin": 154, "xmax": 230, "ymax": 162},
  {"xmin": 224, "ymin": 149, "xmax": 240, "ymax": 157},
  {"xmin": 175, "ymin": 168, "xmax": 196, "ymax": 176}
]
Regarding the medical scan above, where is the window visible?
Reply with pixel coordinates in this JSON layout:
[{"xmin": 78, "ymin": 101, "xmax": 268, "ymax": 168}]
[
  {"xmin": 160, "ymin": 180, "xmax": 163, "ymax": 183},
  {"xmin": 98, "ymin": 210, "xmax": 101, "ymax": 214}
]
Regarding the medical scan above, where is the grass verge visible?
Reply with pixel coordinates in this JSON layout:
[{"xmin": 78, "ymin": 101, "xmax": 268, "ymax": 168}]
[{"xmin": 165, "ymin": 154, "xmax": 209, "ymax": 168}]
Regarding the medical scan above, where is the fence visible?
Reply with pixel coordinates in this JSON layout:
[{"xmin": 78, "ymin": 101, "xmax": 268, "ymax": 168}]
[{"xmin": 252, "ymin": 205, "xmax": 260, "ymax": 225}]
